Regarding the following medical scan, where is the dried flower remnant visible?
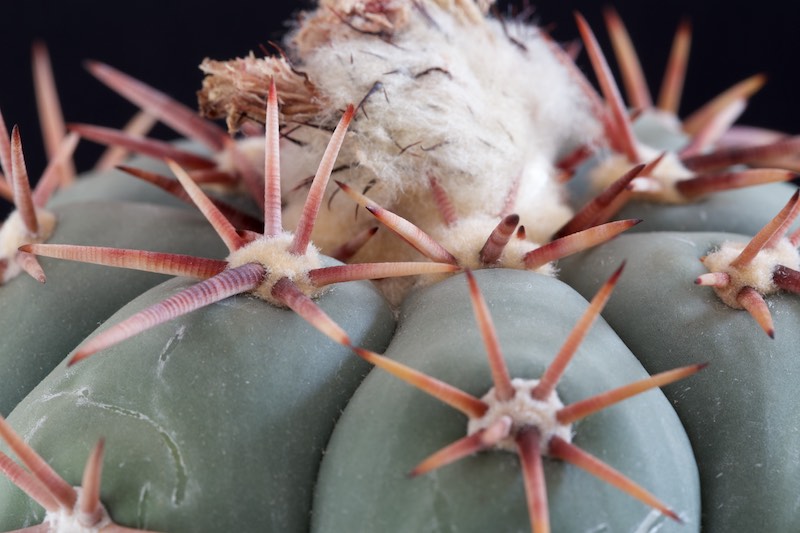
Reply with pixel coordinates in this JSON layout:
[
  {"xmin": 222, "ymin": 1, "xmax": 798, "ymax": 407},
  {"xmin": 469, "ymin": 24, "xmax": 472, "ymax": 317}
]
[
  {"xmin": 23, "ymin": 84, "xmax": 457, "ymax": 364},
  {"xmin": 697, "ymin": 191, "xmax": 800, "ymax": 337},
  {"xmin": 563, "ymin": 13, "xmax": 796, "ymax": 211},
  {"xmin": 333, "ymin": 267, "xmax": 703, "ymax": 533},
  {"xmin": 199, "ymin": 52, "xmax": 323, "ymax": 133}
]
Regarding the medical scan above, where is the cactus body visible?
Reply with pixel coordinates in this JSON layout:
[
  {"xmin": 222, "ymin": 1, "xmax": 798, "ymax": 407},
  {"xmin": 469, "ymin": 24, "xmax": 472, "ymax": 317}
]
[
  {"xmin": 47, "ymin": 151, "xmax": 188, "ymax": 210},
  {"xmin": 606, "ymin": 182, "xmax": 799, "ymax": 235},
  {"xmin": 313, "ymin": 269, "xmax": 700, "ymax": 532},
  {"xmin": 0, "ymin": 269, "xmax": 395, "ymax": 531},
  {"xmin": 48, "ymin": 141, "xmax": 260, "ymax": 218},
  {"xmin": 2, "ymin": 2, "xmax": 800, "ymax": 531},
  {"xmin": 559, "ymin": 232, "xmax": 800, "ymax": 532},
  {"xmin": 0, "ymin": 201, "xmax": 227, "ymax": 415}
]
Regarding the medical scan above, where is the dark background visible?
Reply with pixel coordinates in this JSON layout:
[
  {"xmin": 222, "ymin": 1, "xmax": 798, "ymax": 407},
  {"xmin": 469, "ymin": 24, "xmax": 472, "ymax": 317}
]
[{"xmin": 1, "ymin": 0, "xmax": 799, "ymax": 181}]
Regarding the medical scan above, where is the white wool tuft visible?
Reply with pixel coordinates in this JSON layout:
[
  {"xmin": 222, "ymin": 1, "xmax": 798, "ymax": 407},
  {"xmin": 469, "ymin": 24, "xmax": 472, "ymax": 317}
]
[
  {"xmin": 589, "ymin": 143, "xmax": 695, "ymax": 204},
  {"xmin": 0, "ymin": 209, "xmax": 57, "ymax": 283},
  {"xmin": 468, "ymin": 378, "xmax": 571, "ymax": 454},
  {"xmin": 278, "ymin": 1, "xmax": 596, "ymax": 259},
  {"xmin": 702, "ymin": 238, "xmax": 800, "ymax": 308},
  {"xmin": 226, "ymin": 232, "xmax": 325, "ymax": 305}
]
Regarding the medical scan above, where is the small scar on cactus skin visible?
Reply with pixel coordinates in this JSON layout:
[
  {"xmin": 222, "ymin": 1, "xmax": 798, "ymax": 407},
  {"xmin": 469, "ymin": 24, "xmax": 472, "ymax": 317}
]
[
  {"xmin": 697, "ymin": 191, "xmax": 800, "ymax": 338},
  {"xmin": 0, "ymin": 416, "xmax": 157, "ymax": 532},
  {"xmin": 564, "ymin": 13, "xmax": 794, "ymax": 206},
  {"xmin": 24, "ymin": 81, "xmax": 458, "ymax": 365},
  {"xmin": 330, "ymin": 266, "xmax": 704, "ymax": 533}
]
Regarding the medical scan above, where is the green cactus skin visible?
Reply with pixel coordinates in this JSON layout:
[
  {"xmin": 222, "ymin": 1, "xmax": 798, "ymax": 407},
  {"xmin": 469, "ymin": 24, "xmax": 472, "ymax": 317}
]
[
  {"xmin": 0, "ymin": 270, "xmax": 395, "ymax": 532},
  {"xmin": 47, "ymin": 149, "xmax": 190, "ymax": 210},
  {"xmin": 312, "ymin": 269, "xmax": 700, "ymax": 532},
  {"xmin": 607, "ymin": 182, "xmax": 799, "ymax": 235},
  {"xmin": 48, "ymin": 140, "xmax": 260, "ymax": 218},
  {"xmin": 630, "ymin": 112, "xmax": 688, "ymax": 152},
  {"xmin": 558, "ymin": 232, "xmax": 800, "ymax": 532},
  {"xmin": 0, "ymin": 200, "xmax": 227, "ymax": 415}
]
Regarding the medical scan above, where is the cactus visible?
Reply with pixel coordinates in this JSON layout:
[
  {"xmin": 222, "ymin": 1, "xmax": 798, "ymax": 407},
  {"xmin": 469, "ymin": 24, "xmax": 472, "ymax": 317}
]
[
  {"xmin": 313, "ymin": 268, "xmax": 702, "ymax": 532},
  {"xmin": 0, "ymin": 1, "xmax": 799, "ymax": 532}
]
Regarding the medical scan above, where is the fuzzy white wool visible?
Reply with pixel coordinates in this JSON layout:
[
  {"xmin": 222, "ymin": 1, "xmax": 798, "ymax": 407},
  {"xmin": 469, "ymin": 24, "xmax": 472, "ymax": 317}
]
[
  {"xmin": 702, "ymin": 238, "xmax": 800, "ymax": 308},
  {"xmin": 428, "ymin": 214, "xmax": 554, "ymax": 274},
  {"xmin": 468, "ymin": 378, "xmax": 572, "ymax": 454},
  {"xmin": 226, "ymin": 232, "xmax": 324, "ymax": 305},
  {"xmin": 589, "ymin": 143, "xmax": 695, "ymax": 204},
  {"xmin": 0, "ymin": 209, "xmax": 57, "ymax": 283},
  {"xmin": 280, "ymin": 1, "xmax": 595, "ymax": 256},
  {"xmin": 42, "ymin": 487, "xmax": 112, "ymax": 533},
  {"xmin": 514, "ymin": 156, "xmax": 575, "ymax": 242}
]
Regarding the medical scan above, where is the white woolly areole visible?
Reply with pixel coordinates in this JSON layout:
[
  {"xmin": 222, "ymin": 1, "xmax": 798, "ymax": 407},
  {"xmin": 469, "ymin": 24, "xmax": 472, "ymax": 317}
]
[
  {"xmin": 0, "ymin": 208, "xmax": 57, "ymax": 283},
  {"xmin": 589, "ymin": 144, "xmax": 694, "ymax": 204},
  {"xmin": 280, "ymin": 1, "xmax": 590, "ymax": 253},
  {"xmin": 431, "ymin": 214, "xmax": 555, "ymax": 273},
  {"xmin": 468, "ymin": 378, "xmax": 572, "ymax": 454},
  {"xmin": 225, "ymin": 232, "xmax": 324, "ymax": 306},
  {"xmin": 42, "ymin": 487, "xmax": 112, "ymax": 533},
  {"xmin": 702, "ymin": 238, "xmax": 800, "ymax": 308}
]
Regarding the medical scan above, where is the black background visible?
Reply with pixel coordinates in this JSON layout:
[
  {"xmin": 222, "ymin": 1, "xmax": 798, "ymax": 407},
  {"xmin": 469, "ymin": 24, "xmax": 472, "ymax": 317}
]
[{"xmin": 1, "ymin": 0, "xmax": 799, "ymax": 181}]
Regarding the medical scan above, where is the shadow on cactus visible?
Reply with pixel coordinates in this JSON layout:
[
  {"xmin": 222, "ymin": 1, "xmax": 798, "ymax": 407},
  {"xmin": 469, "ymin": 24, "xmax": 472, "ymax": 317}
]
[{"xmin": 329, "ymin": 266, "xmax": 705, "ymax": 532}]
